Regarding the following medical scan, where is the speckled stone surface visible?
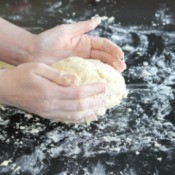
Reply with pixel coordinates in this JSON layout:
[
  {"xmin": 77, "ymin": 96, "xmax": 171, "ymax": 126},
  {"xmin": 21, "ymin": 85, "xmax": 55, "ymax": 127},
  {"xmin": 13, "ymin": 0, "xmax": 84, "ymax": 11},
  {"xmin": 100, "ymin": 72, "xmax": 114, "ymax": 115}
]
[{"xmin": 0, "ymin": 0, "xmax": 175, "ymax": 175}]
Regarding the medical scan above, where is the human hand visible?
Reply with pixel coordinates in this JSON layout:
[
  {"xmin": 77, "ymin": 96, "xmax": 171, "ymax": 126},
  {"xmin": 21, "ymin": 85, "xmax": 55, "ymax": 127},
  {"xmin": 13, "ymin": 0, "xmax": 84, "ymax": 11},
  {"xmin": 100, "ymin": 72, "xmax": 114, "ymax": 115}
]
[
  {"xmin": 0, "ymin": 63, "xmax": 106, "ymax": 123},
  {"xmin": 32, "ymin": 18, "xmax": 126, "ymax": 72}
]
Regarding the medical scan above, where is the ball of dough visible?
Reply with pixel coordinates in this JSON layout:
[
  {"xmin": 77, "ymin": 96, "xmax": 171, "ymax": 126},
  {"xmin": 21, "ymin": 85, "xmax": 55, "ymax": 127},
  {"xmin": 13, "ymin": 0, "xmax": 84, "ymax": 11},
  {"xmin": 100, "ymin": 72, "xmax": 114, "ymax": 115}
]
[{"xmin": 52, "ymin": 57, "xmax": 127, "ymax": 116}]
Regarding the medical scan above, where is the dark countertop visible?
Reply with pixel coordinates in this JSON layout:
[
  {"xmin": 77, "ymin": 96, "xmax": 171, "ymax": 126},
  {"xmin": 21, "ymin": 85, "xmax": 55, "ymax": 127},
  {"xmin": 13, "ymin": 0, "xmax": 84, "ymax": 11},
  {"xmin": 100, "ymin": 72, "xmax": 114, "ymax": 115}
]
[{"xmin": 0, "ymin": 0, "xmax": 175, "ymax": 175}]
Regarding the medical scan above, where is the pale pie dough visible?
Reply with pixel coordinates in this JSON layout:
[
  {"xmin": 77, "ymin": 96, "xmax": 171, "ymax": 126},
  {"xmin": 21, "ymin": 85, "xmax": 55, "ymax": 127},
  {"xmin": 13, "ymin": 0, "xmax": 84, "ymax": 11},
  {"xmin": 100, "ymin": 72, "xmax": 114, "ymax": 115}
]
[
  {"xmin": 0, "ymin": 61, "xmax": 13, "ymax": 69},
  {"xmin": 52, "ymin": 57, "xmax": 128, "ymax": 117}
]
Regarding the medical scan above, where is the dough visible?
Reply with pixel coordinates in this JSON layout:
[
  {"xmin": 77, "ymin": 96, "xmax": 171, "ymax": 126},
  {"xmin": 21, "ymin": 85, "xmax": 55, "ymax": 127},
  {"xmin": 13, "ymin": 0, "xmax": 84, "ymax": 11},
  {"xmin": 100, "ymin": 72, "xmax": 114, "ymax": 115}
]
[
  {"xmin": 52, "ymin": 57, "xmax": 127, "ymax": 116},
  {"xmin": 0, "ymin": 61, "xmax": 13, "ymax": 69}
]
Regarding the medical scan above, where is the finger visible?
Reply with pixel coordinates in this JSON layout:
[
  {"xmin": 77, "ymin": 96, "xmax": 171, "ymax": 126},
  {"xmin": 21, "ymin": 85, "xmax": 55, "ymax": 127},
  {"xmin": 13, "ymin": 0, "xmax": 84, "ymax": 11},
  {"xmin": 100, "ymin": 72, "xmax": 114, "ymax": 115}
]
[
  {"xmin": 49, "ymin": 106, "xmax": 100, "ymax": 123},
  {"xmin": 90, "ymin": 50, "xmax": 126, "ymax": 72},
  {"xmin": 61, "ymin": 17, "xmax": 101, "ymax": 36},
  {"xmin": 90, "ymin": 36, "xmax": 124, "ymax": 59},
  {"xmin": 56, "ymin": 83, "xmax": 107, "ymax": 100},
  {"xmin": 34, "ymin": 63, "xmax": 79, "ymax": 86},
  {"xmin": 69, "ymin": 35, "xmax": 91, "ymax": 58},
  {"xmin": 78, "ymin": 114, "xmax": 98, "ymax": 124},
  {"xmin": 113, "ymin": 59, "xmax": 127, "ymax": 72},
  {"xmin": 46, "ymin": 93, "xmax": 106, "ymax": 112},
  {"xmin": 51, "ymin": 114, "xmax": 98, "ymax": 124},
  {"xmin": 90, "ymin": 49, "xmax": 115, "ymax": 65}
]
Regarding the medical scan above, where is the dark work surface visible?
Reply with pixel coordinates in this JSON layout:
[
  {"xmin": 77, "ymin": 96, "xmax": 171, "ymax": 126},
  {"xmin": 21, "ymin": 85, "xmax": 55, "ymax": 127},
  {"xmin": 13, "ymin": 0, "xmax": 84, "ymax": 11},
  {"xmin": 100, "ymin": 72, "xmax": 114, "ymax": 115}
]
[{"xmin": 0, "ymin": 0, "xmax": 175, "ymax": 175}]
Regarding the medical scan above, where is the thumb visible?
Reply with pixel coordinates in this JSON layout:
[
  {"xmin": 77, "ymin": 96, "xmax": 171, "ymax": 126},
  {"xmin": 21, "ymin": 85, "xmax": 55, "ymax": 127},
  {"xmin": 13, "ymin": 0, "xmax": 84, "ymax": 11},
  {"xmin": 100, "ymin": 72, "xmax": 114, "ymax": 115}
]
[
  {"xmin": 35, "ymin": 63, "xmax": 79, "ymax": 87},
  {"xmin": 62, "ymin": 17, "xmax": 101, "ymax": 36}
]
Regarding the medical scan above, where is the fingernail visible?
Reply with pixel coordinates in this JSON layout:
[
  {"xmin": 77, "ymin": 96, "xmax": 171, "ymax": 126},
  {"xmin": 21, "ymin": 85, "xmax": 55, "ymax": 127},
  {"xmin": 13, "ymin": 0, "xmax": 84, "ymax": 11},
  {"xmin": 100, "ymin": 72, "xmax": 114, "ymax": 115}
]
[
  {"xmin": 113, "ymin": 61, "xmax": 120, "ymax": 71},
  {"xmin": 90, "ymin": 114, "xmax": 98, "ymax": 121},
  {"xmin": 86, "ymin": 114, "xmax": 98, "ymax": 124},
  {"xmin": 119, "ymin": 60, "xmax": 127, "ymax": 71},
  {"xmin": 69, "ymin": 75, "xmax": 80, "ymax": 86},
  {"xmin": 93, "ymin": 115, "xmax": 98, "ymax": 121},
  {"xmin": 117, "ymin": 50, "xmax": 124, "ymax": 60},
  {"xmin": 94, "ymin": 17, "xmax": 101, "ymax": 24},
  {"xmin": 90, "ymin": 17, "xmax": 101, "ymax": 28},
  {"xmin": 122, "ymin": 62, "xmax": 127, "ymax": 71},
  {"xmin": 62, "ymin": 74, "xmax": 80, "ymax": 86}
]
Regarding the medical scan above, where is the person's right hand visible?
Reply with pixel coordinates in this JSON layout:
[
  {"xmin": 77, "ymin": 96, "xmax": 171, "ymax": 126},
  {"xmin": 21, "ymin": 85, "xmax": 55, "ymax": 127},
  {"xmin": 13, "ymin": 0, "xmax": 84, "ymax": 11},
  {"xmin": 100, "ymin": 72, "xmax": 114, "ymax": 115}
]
[{"xmin": 0, "ymin": 63, "xmax": 106, "ymax": 123}]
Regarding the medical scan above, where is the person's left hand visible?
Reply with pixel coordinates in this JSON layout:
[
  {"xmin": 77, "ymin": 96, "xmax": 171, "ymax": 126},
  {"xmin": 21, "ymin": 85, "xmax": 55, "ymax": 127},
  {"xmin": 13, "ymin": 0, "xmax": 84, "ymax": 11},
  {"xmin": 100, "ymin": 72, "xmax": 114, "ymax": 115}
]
[{"xmin": 32, "ymin": 18, "xmax": 126, "ymax": 72}]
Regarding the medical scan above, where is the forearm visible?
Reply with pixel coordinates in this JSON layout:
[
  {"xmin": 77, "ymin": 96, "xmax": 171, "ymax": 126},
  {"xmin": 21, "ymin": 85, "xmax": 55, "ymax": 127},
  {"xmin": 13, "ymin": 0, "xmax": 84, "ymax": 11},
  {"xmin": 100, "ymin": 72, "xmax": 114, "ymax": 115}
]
[
  {"xmin": 0, "ymin": 17, "xmax": 35, "ymax": 65},
  {"xmin": 0, "ymin": 40, "xmax": 31, "ymax": 65}
]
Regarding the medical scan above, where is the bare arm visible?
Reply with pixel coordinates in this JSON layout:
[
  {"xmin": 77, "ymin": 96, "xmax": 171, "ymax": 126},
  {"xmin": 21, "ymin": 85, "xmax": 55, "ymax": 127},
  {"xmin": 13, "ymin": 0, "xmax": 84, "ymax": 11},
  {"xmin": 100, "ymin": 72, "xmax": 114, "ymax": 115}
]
[
  {"xmin": 0, "ymin": 17, "xmax": 35, "ymax": 65},
  {"xmin": 0, "ymin": 17, "xmax": 126, "ymax": 72},
  {"xmin": 0, "ymin": 63, "xmax": 105, "ymax": 123}
]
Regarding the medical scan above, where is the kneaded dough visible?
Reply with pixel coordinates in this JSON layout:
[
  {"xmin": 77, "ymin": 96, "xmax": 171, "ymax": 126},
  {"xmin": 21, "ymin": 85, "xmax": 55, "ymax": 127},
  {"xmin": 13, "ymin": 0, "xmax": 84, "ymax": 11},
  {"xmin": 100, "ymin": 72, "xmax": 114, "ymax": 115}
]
[
  {"xmin": 0, "ymin": 61, "xmax": 13, "ymax": 69},
  {"xmin": 52, "ymin": 57, "xmax": 127, "ymax": 117}
]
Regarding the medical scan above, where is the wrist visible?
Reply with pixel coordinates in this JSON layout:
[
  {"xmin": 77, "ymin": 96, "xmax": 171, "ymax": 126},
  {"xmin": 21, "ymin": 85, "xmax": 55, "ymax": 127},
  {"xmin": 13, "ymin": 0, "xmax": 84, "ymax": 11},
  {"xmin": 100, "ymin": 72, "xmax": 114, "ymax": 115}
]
[
  {"xmin": 0, "ymin": 18, "xmax": 37, "ymax": 65},
  {"xmin": 23, "ymin": 33, "xmax": 36, "ymax": 56},
  {"xmin": 20, "ymin": 33, "xmax": 37, "ymax": 63},
  {"xmin": 13, "ymin": 31, "xmax": 37, "ymax": 64},
  {"xmin": 0, "ymin": 33, "xmax": 37, "ymax": 66}
]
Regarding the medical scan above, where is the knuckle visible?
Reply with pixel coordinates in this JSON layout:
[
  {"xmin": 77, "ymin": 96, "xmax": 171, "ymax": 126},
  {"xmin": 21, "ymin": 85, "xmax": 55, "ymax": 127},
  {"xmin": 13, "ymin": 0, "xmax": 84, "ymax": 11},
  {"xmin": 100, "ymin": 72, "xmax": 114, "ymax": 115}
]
[
  {"xmin": 17, "ymin": 63, "xmax": 46, "ymax": 75},
  {"xmin": 34, "ymin": 63, "xmax": 46, "ymax": 70}
]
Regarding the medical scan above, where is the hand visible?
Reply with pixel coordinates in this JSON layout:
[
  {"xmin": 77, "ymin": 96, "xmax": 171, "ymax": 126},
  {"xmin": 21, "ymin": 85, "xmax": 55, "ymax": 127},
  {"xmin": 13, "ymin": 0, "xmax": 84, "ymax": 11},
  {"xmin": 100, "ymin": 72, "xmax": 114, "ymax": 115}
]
[
  {"xmin": 32, "ymin": 18, "xmax": 126, "ymax": 72},
  {"xmin": 0, "ymin": 63, "xmax": 106, "ymax": 123}
]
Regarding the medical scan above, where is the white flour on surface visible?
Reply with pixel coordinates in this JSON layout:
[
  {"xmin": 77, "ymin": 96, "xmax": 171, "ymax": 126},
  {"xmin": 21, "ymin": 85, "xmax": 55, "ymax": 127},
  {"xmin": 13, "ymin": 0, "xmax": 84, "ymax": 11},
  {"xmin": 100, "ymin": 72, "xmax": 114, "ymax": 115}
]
[{"xmin": 0, "ymin": 1, "xmax": 175, "ymax": 175}]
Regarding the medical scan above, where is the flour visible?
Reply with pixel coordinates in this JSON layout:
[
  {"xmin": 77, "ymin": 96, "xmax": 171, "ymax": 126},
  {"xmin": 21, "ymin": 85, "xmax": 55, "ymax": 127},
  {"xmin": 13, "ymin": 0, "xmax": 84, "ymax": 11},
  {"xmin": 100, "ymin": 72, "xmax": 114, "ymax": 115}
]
[
  {"xmin": 0, "ymin": 159, "xmax": 12, "ymax": 167},
  {"xmin": 0, "ymin": 1, "xmax": 175, "ymax": 174}
]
